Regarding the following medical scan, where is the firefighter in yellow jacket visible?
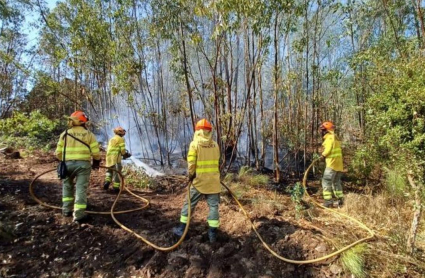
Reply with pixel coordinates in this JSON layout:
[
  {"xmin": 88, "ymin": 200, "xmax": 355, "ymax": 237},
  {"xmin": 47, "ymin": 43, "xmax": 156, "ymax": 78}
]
[
  {"xmin": 55, "ymin": 111, "xmax": 101, "ymax": 223},
  {"xmin": 173, "ymin": 119, "xmax": 221, "ymax": 243},
  {"xmin": 103, "ymin": 127, "xmax": 131, "ymax": 192},
  {"xmin": 320, "ymin": 121, "xmax": 344, "ymax": 207}
]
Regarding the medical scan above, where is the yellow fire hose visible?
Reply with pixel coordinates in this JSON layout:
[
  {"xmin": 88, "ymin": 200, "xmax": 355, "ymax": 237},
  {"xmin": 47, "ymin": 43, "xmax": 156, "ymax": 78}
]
[
  {"xmin": 110, "ymin": 180, "xmax": 192, "ymax": 251},
  {"xmin": 29, "ymin": 165, "xmax": 192, "ymax": 251},
  {"xmin": 221, "ymin": 158, "xmax": 375, "ymax": 264},
  {"xmin": 29, "ymin": 166, "xmax": 150, "ymax": 214},
  {"xmin": 30, "ymin": 159, "xmax": 375, "ymax": 263}
]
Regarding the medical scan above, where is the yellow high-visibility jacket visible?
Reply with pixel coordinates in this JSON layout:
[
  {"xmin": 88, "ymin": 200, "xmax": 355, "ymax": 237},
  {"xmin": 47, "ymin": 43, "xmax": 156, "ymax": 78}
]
[
  {"xmin": 55, "ymin": 126, "xmax": 100, "ymax": 161},
  {"xmin": 106, "ymin": 134, "xmax": 126, "ymax": 167},
  {"xmin": 321, "ymin": 131, "xmax": 343, "ymax": 171},
  {"xmin": 188, "ymin": 129, "xmax": 221, "ymax": 194}
]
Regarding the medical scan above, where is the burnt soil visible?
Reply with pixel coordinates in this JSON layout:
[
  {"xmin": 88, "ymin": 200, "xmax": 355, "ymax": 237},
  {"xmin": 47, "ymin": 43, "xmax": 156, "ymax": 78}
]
[{"xmin": 0, "ymin": 151, "xmax": 355, "ymax": 278}]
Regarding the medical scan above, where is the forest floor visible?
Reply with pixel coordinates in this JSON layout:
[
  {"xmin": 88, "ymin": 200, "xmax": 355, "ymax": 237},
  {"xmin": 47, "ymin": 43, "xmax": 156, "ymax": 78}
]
[{"xmin": 0, "ymin": 150, "xmax": 424, "ymax": 278}]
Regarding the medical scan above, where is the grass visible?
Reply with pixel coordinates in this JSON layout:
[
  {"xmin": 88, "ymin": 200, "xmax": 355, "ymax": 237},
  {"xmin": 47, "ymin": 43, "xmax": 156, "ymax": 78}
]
[
  {"xmin": 338, "ymin": 192, "xmax": 425, "ymax": 277},
  {"xmin": 340, "ymin": 243, "xmax": 367, "ymax": 278},
  {"xmin": 237, "ymin": 166, "xmax": 270, "ymax": 187},
  {"xmin": 383, "ymin": 167, "xmax": 408, "ymax": 201},
  {"xmin": 122, "ymin": 165, "xmax": 154, "ymax": 190}
]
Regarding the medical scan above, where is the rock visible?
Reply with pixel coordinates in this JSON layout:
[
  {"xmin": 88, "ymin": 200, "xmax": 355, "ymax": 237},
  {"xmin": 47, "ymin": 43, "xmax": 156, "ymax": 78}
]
[
  {"xmin": 185, "ymin": 266, "xmax": 204, "ymax": 278},
  {"xmin": 189, "ymin": 255, "xmax": 204, "ymax": 268},
  {"xmin": 330, "ymin": 264, "xmax": 342, "ymax": 274},
  {"xmin": 315, "ymin": 243, "xmax": 327, "ymax": 253}
]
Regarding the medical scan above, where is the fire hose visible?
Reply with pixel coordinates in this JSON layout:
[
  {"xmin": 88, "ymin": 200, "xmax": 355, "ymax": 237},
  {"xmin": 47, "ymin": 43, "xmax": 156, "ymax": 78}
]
[{"xmin": 30, "ymin": 159, "xmax": 374, "ymax": 263}]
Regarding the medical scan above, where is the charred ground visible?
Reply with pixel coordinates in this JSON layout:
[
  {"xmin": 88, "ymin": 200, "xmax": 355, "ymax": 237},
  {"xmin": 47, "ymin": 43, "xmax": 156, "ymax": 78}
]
[{"xmin": 0, "ymin": 150, "xmax": 422, "ymax": 278}]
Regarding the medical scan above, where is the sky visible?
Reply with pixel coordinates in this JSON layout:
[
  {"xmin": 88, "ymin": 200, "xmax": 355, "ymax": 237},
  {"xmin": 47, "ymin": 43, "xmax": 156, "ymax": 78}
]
[{"xmin": 23, "ymin": 0, "xmax": 58, "ymax": 49}]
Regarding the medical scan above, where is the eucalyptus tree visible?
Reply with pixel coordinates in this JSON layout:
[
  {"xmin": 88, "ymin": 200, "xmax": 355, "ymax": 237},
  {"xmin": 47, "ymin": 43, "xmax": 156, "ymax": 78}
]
[
  {"xmin": 38, "ymin": 0, "xmax": 115, "ymax": 116},
  {"xmin": 0, "ymin": 0, "xmax": 30, "ymax": 119}
]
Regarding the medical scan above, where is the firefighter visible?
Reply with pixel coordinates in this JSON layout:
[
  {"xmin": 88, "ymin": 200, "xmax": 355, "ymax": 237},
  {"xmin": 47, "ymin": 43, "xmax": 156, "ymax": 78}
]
[
  {"xmin": 55, "ymin": 111, "xmax": 101, "ymax": 223},
  {"xmin": 173, "ymin": 119, "xmax": 221, "ymax": 243},
  {"xmin": 103, "ymin": 126, "xmax": 131, "ymax": 192},
  {"xmin": 320, "ymin": 121, "xmax": 344, "ymax": 207}
]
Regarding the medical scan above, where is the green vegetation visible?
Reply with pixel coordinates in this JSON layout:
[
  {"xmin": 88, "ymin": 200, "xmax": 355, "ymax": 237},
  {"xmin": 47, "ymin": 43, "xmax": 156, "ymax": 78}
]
[
  {"xmin": 123, "ymin": 165, "xmax": 154, "ymax": 190},
  {"xmin": 340, "ymin": 243, "xmax": 367, "ymax": 278},
  {"xmin": 238, "ymin": 166, "xmax": 269, "ymax": 187},
  {"xmin": 384, "ymin": 167, "xmax": 408, "ymax": 201},
  {"xmin": 287, "ymin": 182, "xmax": 305, "ymax": 219},
  {"xmin": 0, "ymin": 111, "xmax": 61, "ymax": 150},
  {"xmin": 2, "ymin": 0, "xmax": 425, "ymax": 276}
]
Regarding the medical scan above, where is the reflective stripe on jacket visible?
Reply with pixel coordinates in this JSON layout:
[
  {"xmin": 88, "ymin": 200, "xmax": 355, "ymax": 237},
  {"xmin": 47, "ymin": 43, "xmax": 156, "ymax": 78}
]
[
  {"xmin": 188, "ymin": 129, "xmax": 221, "ymax": 194},
  {"xmin": 106, "ymin": 135, "xmax": 126, "ymax": 167},
  {"xmin": 55, "ymin": 126, "xmax": 100, "ymax": 161},
  {"xmin": 321, "ymin": 131, "xmax": 343, "ymax": 171}
]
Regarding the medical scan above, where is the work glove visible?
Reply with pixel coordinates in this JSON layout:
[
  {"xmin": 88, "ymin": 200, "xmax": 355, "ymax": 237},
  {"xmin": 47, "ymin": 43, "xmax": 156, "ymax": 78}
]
[
  {"xmin": 188, "ymin": 173, "xmax": 196, "ymax": 182},
  {"xmin": 92, "ymin": 159, "xmax": 101, "ymax": 170},
  {"xmin": 123, "ymin": 150, "xmax": 132, "ymax": 159}
]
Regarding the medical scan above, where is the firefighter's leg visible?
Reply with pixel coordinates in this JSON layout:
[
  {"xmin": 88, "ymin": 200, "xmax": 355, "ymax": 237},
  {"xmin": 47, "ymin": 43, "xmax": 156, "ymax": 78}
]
[
  {"xmin": 206, "ymin": 193, "xmax": 220, "ymax": 243},
  {"xmin": 322, "ymin": 167, "xmax": 336, "ymax": 207},
  {"xmin": 173, "ymin": 187, "xmax": 202, "ymax": 236},
  {"xmin": 179, "ymin": 187, "xmax": 202, "ymax": 224},
  {"xmin": 104, "ymin": 167, "xmax": 114, "ymax": 190},
  {"xmin": 73, "ymin": 161, "xmax": 91, "ymax": 221},
  {"xmin": 62, "ymin": 163, "xmax": 75, "ymax": 216},
  {"xmin": 333, "ymin": 171, "xmax": 344, "ymax": 205},
  {"xmin": 112, "ymin": 163, "xmax": 123, "ymax": 192}
]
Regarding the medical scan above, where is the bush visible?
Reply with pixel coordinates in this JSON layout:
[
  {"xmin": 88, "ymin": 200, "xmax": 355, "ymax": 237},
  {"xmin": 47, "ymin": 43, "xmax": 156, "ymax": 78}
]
[
  {"xmin": 350, "ymin": 146, "xmax": 377, "ymax": 183},
  {"xmin": 123, "ymin": 165, "xmax": 154, "ymax": 190},
  {"xmin": 0, "ymin": 110, "xmax": 60, "ymax": 150}
]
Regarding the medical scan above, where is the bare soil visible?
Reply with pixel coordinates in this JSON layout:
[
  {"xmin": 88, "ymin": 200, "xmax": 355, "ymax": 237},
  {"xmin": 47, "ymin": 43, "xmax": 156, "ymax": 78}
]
[{"xmin": 0, "ymin": 150, "xmax": 359, "ymax": 277}]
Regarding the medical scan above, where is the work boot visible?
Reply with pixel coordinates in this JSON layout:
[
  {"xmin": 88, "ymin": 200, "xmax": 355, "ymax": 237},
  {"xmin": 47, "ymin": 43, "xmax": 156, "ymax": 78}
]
[
  {"xmin": 337, "ymin": 198, "xmax": 344, "ymax": 207},
  {"xmin": 113, "ymin": 187, "xmax": 120, "ymax": 193},
  {"xmin": 103, "ymin": 181, "xmax": 111, "ymax": 190},
  {"xmin": 62, "ymin": 210, "xmax": 72, "ymax": 217},
  {"xmin": 172, "ymin": 223, "xmax": 186, "ymax": 237},
  {"xmin": 73, "ymin": 214, "xmax": 91, "ymax": 224},
  {"xmin": 323, "ymin": 200, "xmax": 334, "ymax": 208},
  {"xmin": 208, "ymin": 227, "xmax": 217, "ymax": 243}
]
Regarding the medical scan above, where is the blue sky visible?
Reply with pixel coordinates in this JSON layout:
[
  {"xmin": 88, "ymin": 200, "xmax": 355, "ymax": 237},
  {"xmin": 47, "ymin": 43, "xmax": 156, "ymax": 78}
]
[{"xmin": 23, "ymin": 0, "xmax": 58, "ymax": 48}]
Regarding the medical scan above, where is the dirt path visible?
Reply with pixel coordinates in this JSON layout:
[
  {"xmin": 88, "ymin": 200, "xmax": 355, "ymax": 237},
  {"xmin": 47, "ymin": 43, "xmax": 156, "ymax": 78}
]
[{"xmin": 0, "ymin": 151, "xmax": 345, "ymax": 277}]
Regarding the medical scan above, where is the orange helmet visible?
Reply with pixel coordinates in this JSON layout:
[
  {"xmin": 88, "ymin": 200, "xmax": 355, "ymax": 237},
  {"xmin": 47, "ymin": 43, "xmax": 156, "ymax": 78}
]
[
  {"xmin": 320, "ymin": 121, "xmax": 335, "ymax": 131},
  {"xmin": 69, "ymin": 111, "xmax": 89, "ymax": 125},
  {"xmin": 113, "ymin": 126, "xmax": 126, "ymax": 136},
  {"xmin": 195, "ymin": 119, "xmax": 212, "ymax": 131}
]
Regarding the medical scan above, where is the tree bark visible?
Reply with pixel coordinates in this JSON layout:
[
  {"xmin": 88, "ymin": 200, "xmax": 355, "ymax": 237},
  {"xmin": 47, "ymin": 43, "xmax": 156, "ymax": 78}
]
[{"xmin": 407, "ymin": 172, "xmax": 423, "ymax": 255}]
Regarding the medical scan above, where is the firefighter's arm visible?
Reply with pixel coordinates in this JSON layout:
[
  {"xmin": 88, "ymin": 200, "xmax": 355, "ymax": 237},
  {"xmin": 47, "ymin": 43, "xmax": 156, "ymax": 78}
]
[
  {"xmin": 321, "ymin": 136, "xmax": 333, "ymax": 158},
  {"xmin": 187, "ymin": 142, "xmax": 197, "ymax": 181},
  {"xmin": 119, "ymin": 137, "xmax": 127, "ymax": 155},
  {"xmin": 55, "ymin": 134, "xmax": 65, "ymax": 161},
  {"xmin": 89, "ymin": 133, "xmax": 101, "ymax": 161}
]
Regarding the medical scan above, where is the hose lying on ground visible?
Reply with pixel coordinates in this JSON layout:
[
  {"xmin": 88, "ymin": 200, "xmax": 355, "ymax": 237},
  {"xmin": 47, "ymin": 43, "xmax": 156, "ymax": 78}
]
[
  {"xmin": 219, "ymin": 157, "xmax": 375, "ymax": 264},
  {"xmin": 29, "ymin": 165, "xmax": 191, "ymax": 251},
  {"xmin": 30, "ymin": 160, "xmax": 374, "ymax": 263},
  {"xmin": 29, "ymin": 166, "xmax": 149, "ymax": 214}
]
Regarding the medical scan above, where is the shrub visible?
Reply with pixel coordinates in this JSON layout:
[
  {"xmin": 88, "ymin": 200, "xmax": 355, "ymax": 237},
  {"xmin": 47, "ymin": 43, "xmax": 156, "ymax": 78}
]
[
  {"xmin": 350, "ymin": 146, "xmax": 377, "ymax": 183},
  {"xmin": 122, "ymin": 165, "xmax": 154, "ymax": 190},
  {"xmin": 286, "ymin": 182, "xmax": 305, "ymax": 219},
  {"xmin": 0, "ymin": 110, "xmax": 60, "ymax": 150}
]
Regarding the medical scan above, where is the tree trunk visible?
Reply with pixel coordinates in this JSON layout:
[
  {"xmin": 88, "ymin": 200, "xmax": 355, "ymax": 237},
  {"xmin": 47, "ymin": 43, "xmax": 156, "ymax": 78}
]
[
  {"xmin": 406, "ymin": 173, "xmax": 423, "ymax": 255},
  {"xmin": 273, "ymin": 13, "xmax": 280, "ymax": 182}
]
